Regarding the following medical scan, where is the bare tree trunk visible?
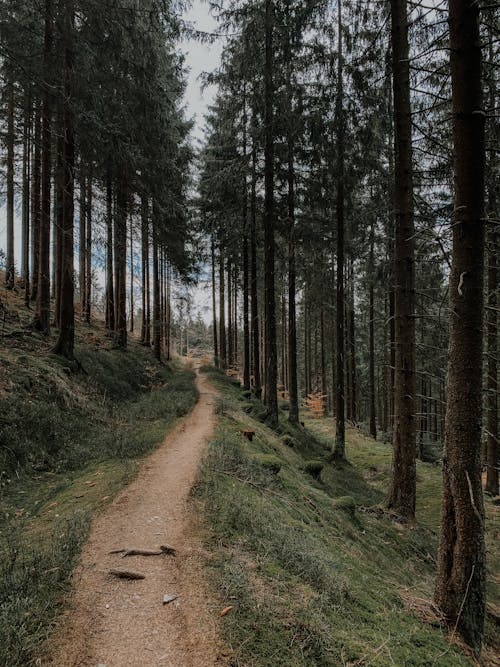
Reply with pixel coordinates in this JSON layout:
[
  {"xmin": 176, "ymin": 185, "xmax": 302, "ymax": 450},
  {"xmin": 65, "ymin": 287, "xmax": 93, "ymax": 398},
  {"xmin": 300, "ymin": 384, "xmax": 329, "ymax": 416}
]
[
  {"xmin": 22, "ymin": 93, "xmax": 31, "ymax": 306},
  {"xmin": 263, "ymin": 0, "xmax": 278, "ymax": 425},
  {"xmin": 387, "ymin": 0, "xmax": 416, "ymax": 519},
  {"xmin": 114, "ymin": 174, "xmax": 127, "ymax": 349},
  {"xmin": 53, "ymin": 0, "xmax": 75, "ymax": 358},
  {"xmin": 219, "ymin": 247, "xmax": 227, "ymax": 368},
  {"xmin": 152, "ymin": 205, "xmax": 161, "ymax": 361},
  {"xmin": 34, "ymin": 0, "xmax": 54, "ymax": 334},
  {"xmin": 5, "ymin": 76, "xmax": 15, "ymax": 289},
  {"xmin": 333, "ymin": 0, "xmax": 346, "ymax": 459},
  {"xmin": 31, "ymin": 103, "xmax": 41, "ymax": 303},
  {"xmin": 211, "ymin": 236, "xmax": 219, "ymax": 366},
  {"xmin": 369, "ymin": 220, "xmax": 377, "ymax": 439},
  {"xmin": 105, "ymin": 172, "xmax": 114, "ymax": 331},
  {"xmin": 85, "ymin": 172, "xmax": 92, "ymax": 323},
  {"xmin": 140, "ymin": 196, "xmax": 149, "ymax": 344},
  {"xmin": 250, "ymin": 144, "xmax": 261, "ymax": 398},
  {"xmin": 79, "ymin": 172, "xmax": 86, "ymax": 313},
  {"xmin": 434, "ymin": 0, "xmax": 486, "ymax": 654}
]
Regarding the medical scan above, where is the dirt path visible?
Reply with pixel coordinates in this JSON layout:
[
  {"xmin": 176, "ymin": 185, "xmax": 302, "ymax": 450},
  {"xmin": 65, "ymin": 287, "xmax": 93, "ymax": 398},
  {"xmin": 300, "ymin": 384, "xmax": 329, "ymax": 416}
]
[{"xmin": 46, "ymin": 368, "xmax": 222, "ymax": 667}]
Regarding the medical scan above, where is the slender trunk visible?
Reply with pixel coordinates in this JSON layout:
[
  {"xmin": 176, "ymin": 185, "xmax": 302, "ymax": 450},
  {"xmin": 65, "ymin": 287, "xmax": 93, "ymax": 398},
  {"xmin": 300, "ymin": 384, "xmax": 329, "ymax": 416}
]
[
  {"xmin": 85, "ymin": 172, "xmax": 92, "ymax": 323},
  {"xmin": 22, "ymin": 93, "xmax": 31, "ymax": 305},
  {"xmin": 53, "ymin": 108, "xmax": 64, "ymax": 328},
  {"xmin": 114, "ymin": 174, "xmax": 127, "ymax": 349},
  {"xmin": 434, "ymin": 0, "xmax": 486, "ymax": 654},
  {"xmin": 287, "ymin": 66, "xmax": 298, "ymax": 423},
  {"xmin": 250, "ymin": 144, "xmax": 261, "ymax": 398},
  {"xmin": 263, "ymin": 0, "xmax": 278, "ymax": 424},
  {"xmin": 34, "ymin": 0, "xmax": 53, "ymax": 333},
  {"xmin": 211, "ymin": 237, "xmax": 219, "ymax": 366},
  {"xmin": 369, "ymin": 221, "xmax": 377, "ymax": 439},
  {"xmin": 219, "ymin": 247, "xmax": 227, "ymax": 367},
  {"xmin": 129, "ymin": 218, "xmax": 134, "ymax": 333},
  {"xmin": 485, "ymin": 32, "xmax": 498, "ymax": 497},
  {"xmin": 105, "ymin": 172, "xmax": 114, "ymax": 331},
  {"xmin": 333, "ymin": 0, "xmax": 346, "ymax": 458},
  {"xmin": 152, "ymin": 205, "xmax": 161, "ymax": 361},
  {"xmin": 227, "ymin": 259, "xmax": 233, "ymax": 366},
  {"xmin": 349, "ymin": 265, "xmax": 357, "ymax": 422},
  {"xmin": 5, "ymin": 76, "xmax": 15, "ymax": 289},
  {"xmin": 141, "ymin": 196, "xmax": 150, "ymax": 344},
  {"xmin": 387, "ymin": 0, "xmax": 416, "ymax": 519},
  {"xmin": 53, "ymin": 0, "xmax": 75, "ymax": 358},
  {"xmin": 79, "ymin": 172, "xmax": 86, "ymax": 312},
  {"xmin": 31, "ymin": 103, "xmax": 41, "ymax": 303}
]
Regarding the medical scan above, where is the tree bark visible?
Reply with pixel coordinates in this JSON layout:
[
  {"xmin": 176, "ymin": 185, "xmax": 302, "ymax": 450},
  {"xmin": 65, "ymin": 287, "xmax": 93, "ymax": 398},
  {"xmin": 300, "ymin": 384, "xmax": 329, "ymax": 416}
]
[
  {"xmin": 105, "ymin": 172, "xmax": 114, "ymax": 331},
  {"xmin": 34, "ymin": 0, "xmax": 54, "ymax": 334},
  {"xmin": 5, "ymin": 76, "xmax": 15, "ymax": 289},
  {"xmin": 333, "ymin": 0, "xmax": 346, "ymax": 459},
  {"xmin": 219, "ymin": 247, "xmax": 227, "ymax": 368},
  {"xmin": 114, "ymin": 174, "xmax": 128, "ymax": 349},
  {"xmin": 434, "ymin": 0, "xmax": 486, "ymax": 654},
  {"xmin": 53, "ymin": 0, "xmax": 75, "ymax": 358},
  {"xmin": 31, "ymin": 103, "xmax": 42, "ymax": 303},
  {"xmin": 22, "ymin": 92, "xmax": 31, "ymax": 306},
  {"xmin": 263, "ymin": 0, "xmax": 278, "ymax": 425},
  {"xmin": 250, "ymin": 144, "xmax": 261, "ymax": 398},
  {"xmin": 85, "ymin": 172, "xmax": 92, "ymax": 323},
  {"xmin": 211, "ymin": 236, "xmax": 219, "ymax": 366},
  {"xmin": 387, "ymin": 0, "xmax": 416, "ymax": 519},
  {"xmin": 369, "ymin": 220, "xmax": 377, "ymax": 439},
  {"xmin": 152, "ymin": 204, "xmax": 161, "ymax": 361}
]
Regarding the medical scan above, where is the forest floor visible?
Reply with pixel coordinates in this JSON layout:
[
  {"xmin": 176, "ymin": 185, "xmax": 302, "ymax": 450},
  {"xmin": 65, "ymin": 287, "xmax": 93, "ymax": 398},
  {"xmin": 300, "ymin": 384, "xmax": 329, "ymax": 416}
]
[
  {"xmin": 45, "ymin": 368, "xmax": 223, "ymax": 667},
  {"xmin": 195, "ymin": 367, "xmax": 500, "ymax": 667}
]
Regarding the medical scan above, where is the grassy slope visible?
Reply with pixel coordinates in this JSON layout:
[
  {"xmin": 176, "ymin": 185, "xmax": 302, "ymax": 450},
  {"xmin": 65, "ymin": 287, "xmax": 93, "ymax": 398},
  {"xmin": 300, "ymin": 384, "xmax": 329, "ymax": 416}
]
[
  {"xmin": 0, "ymin": 312, "xmax": 197, "ymax": 666},
  {"xmin": 195, "ymin": 367, "xmax": 500, "ymax": 667}
]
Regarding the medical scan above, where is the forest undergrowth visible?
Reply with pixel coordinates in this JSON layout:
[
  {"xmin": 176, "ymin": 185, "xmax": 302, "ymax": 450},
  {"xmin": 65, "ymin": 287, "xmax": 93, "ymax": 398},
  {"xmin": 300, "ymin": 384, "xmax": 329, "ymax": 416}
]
[
  {"xmin": 195, "ymin": 367, "xmax": 500, "ymax": 667},
  {"xmin": 0, "ymin": 308, "xmax": 197, "ymax": 666}
]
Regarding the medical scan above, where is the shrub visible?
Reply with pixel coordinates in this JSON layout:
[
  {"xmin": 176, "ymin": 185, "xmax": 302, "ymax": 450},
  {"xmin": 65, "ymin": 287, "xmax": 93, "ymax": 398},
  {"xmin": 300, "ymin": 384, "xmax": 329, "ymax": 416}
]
[{"xmin": 304, "ymin": 460, "xmax": 324, "ymax": 480}]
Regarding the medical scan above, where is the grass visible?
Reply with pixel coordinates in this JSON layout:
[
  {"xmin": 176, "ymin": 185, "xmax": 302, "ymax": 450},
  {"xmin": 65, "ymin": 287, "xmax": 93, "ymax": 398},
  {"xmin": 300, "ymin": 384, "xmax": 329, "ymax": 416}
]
[
  {"xmin": 0, "ymin": 328, "xmax": 197, "ymax": 667},
  {"xmin": 195, "ymin": 366, "xmax": 500, "ymax": 667}
]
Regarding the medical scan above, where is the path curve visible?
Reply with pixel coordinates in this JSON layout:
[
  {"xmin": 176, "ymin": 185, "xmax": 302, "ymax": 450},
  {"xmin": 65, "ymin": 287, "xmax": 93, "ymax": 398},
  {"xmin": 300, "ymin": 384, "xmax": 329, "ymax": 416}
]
[{"xmin": 46, "ymin": 368, "xmax": 221, "ymax": 667}]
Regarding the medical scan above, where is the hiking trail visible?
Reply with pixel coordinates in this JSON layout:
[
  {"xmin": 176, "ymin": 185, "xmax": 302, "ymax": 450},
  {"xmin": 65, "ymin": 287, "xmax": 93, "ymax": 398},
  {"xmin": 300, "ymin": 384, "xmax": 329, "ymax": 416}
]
[{"xmin": 46, "ymin": 368, "xmax": 222, "ymax": 667}]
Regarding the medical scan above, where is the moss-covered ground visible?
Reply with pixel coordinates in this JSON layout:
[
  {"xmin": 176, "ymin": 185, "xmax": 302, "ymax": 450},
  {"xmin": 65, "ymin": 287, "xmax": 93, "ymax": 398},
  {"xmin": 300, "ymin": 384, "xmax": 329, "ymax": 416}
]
[
  {"xmin": 0, "ymin": 324, "xmax": 197, "ymax": 666},
  {"xmin": 195, "ymin": 367, "xmax": 500, "ymax": 667}
]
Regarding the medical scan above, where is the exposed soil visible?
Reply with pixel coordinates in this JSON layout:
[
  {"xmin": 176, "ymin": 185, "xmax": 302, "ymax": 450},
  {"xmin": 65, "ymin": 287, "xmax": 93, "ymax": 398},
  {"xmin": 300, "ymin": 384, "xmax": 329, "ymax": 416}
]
[{"xmin": 45, "ymin": 368, "xmax": 223, "ymax": 667}]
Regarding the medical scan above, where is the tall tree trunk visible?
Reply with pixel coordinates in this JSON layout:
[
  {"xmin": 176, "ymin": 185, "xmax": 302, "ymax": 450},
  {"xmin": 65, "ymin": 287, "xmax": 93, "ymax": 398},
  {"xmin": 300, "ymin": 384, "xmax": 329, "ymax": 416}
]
[
  {"xmin": 387, "ymin": 0, "xmax": 416, "ymax": 519},
  {"xmin": 114, "ymin": 175, "xmax": 127, "ymax": 349},
  {"xmin": 369, "ymin": 220, "xmax": 377, "ymax": 439},
  {"xmin": 250, "ymin": 144, "xmax": 261, "ymax": 398},
  {"xmin": 152, "ymin": 205, "xmax": 161, "ymax": 361},
  {"xmin": 263, "ymin": 0, "xmax": 278, "ymax": 425},
  {"xmin": 129, "ymin": 219, "xmax": 134, "ymax": 333},
  {"xmin": 227, "ymin": 259, "xmax": 233, "ymax": 367},
  {"xmin": 31, "ymin": 103, "xmax": 41, "ymax": 303},
  {"xmin": 211, "ymin": 236, "xmax": 219, "ymax": 366},
  {"xmin": 79, "ymin": 172, "xmax": 86, "ymax": 312},
  {"xmin": 53, "ymin": 0, "xmax": 75, "ymax": 358},
  {"xmin": 287, "ymin": 63, "xmax": 298, "ymax": 424},
  {"xmin": 22, "ymin": 93, "xmax": 31, "ymax": 306},
  {"xmin": 485, "ymin": 29, "xmax": 498, "ymax": 497},
  {"xmin": 53, "ymin": 109, "xmax": 64, "ymax": 328},
  {"xmin": 219, "ymin": 247, "xmax": 227, "ymax": 368},
  {"xmin": 34, "ymin": 0, "xmax": 54, "ymax": 333},
  {"xmin": 333, "ymin": 0, "xmax": 346, "ymax": 459},
  {"xmin": 105, "ymin": 172, "xmax": 114, "ymax": 331},
  {"xmin": 434, "ymin": 0, "xmax": 486, "ymax": 654},
  {"xmin": 141, "ymin": 196, "xmax": 150, "ymax": 344},
  {"xmin": 5, "ymin": 76, "xmax": 15, "ymax": 289},
  {"xmin": 349, "ymin": 264, "xmax": 357, "ymax": 422},
  {"xmin": 85, "ymin": 172, "xmax": 92, "ymax": 323}
]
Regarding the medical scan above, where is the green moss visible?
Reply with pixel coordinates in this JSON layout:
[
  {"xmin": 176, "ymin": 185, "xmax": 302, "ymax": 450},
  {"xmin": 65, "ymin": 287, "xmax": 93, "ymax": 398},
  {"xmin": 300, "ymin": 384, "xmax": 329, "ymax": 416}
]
[
  {"xmin": 195, "ymin": 383, "xmax": 498, "ymax": 667},
  {"xmin": 0, "ymin": 341, "xmax": 197, "ymax": 667}
]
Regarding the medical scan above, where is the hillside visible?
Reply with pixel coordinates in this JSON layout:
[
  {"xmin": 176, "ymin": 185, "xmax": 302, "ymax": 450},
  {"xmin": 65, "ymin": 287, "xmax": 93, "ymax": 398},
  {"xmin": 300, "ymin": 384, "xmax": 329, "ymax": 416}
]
[
  {"xmin": 195, "ymin": 367, "xmax": 500, "ymax": 667},
  {"xmin": 0, "ymin": 288, "xmax": 197, "ymax": 666}
]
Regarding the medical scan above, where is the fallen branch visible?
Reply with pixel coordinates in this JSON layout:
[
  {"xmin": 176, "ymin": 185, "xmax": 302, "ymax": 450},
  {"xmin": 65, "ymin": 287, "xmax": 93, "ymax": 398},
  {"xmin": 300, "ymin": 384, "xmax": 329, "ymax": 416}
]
[
  {"xmin": 109, "ymin": 569, "xmax": 145, "ymax": 580},
  {"xmin": 121, "ymin": 549, "xmax": 164, "ymax": 558}
]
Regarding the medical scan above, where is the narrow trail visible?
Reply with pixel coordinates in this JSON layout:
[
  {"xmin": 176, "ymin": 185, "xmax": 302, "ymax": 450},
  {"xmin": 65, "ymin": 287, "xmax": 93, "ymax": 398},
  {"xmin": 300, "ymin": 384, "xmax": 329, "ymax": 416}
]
[{"xmin": 46, "ymin": 368, "xmax": 222, "ymax": 667}]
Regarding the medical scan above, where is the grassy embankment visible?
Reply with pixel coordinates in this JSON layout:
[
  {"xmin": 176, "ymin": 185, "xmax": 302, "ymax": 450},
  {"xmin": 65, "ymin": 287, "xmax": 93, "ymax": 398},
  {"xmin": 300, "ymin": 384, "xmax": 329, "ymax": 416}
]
[
  {"xmin": 0, "ymin": 302, "xmax": 197, "ymax": 666},
  {"xmin": 195, "ymin": 367, "xmax": 500, "ymax": 667}
]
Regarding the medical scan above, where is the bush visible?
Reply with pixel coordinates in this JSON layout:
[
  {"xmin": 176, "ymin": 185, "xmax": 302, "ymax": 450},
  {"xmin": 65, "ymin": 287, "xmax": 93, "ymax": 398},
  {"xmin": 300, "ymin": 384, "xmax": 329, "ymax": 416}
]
[
  {"xmin": 304, "ymin": 460, "xmax": 324, "ymax": 480},
  {"xmin": 255, "ymin": 454, "xmax": 282, "ymax": 475}
]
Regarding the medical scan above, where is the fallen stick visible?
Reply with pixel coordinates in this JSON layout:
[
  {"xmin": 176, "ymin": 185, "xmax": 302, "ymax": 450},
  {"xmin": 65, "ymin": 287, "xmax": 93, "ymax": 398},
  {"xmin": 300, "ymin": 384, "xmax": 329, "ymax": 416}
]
[
  {"xmin": 160, "ymin": 544, "xmax": 177, "ymax": 556},
  {"xmin": 121, "ymin": 549, "xmax": 164, "ymax": 558},
  {"xmin": 109, "ymin": 569, "xmax": 145, "ymax": 580}
]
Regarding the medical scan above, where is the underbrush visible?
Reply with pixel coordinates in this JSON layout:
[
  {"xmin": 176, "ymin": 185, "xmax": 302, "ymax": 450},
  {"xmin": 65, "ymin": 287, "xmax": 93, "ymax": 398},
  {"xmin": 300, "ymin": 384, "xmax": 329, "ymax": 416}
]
[
  {"xmin": 0, "ymin": 339, "xmax": 197, "ymax": 666},
  {"xmin": 195, "ymin": 367, "xmax": 499, "ymax": 667}
]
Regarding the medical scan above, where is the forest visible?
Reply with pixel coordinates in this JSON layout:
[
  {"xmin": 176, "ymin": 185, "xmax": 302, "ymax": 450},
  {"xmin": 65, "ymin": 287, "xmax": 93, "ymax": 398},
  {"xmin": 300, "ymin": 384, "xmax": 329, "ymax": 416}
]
[{"xmin": 0, "ymin": 0, "xmax": 498, "ymax": 665}]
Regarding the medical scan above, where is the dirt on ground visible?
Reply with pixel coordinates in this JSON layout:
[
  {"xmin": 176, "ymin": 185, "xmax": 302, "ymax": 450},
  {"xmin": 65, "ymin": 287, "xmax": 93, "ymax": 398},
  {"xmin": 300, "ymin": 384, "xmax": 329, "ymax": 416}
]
[{"xmin": 45, "ymin": 368, "xmax": 224, "ymax": 667}]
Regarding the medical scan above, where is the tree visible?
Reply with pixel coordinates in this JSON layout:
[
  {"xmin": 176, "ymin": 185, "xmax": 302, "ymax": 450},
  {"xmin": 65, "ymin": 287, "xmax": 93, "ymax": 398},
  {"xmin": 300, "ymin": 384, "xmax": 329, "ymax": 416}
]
[
  {"xmin": 434, "ymin": 0, "xmax": 486, "ymax": 654},
  {"xmin": 387, "ymin": 0, "xmax": 416, "ymax": 520}
]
